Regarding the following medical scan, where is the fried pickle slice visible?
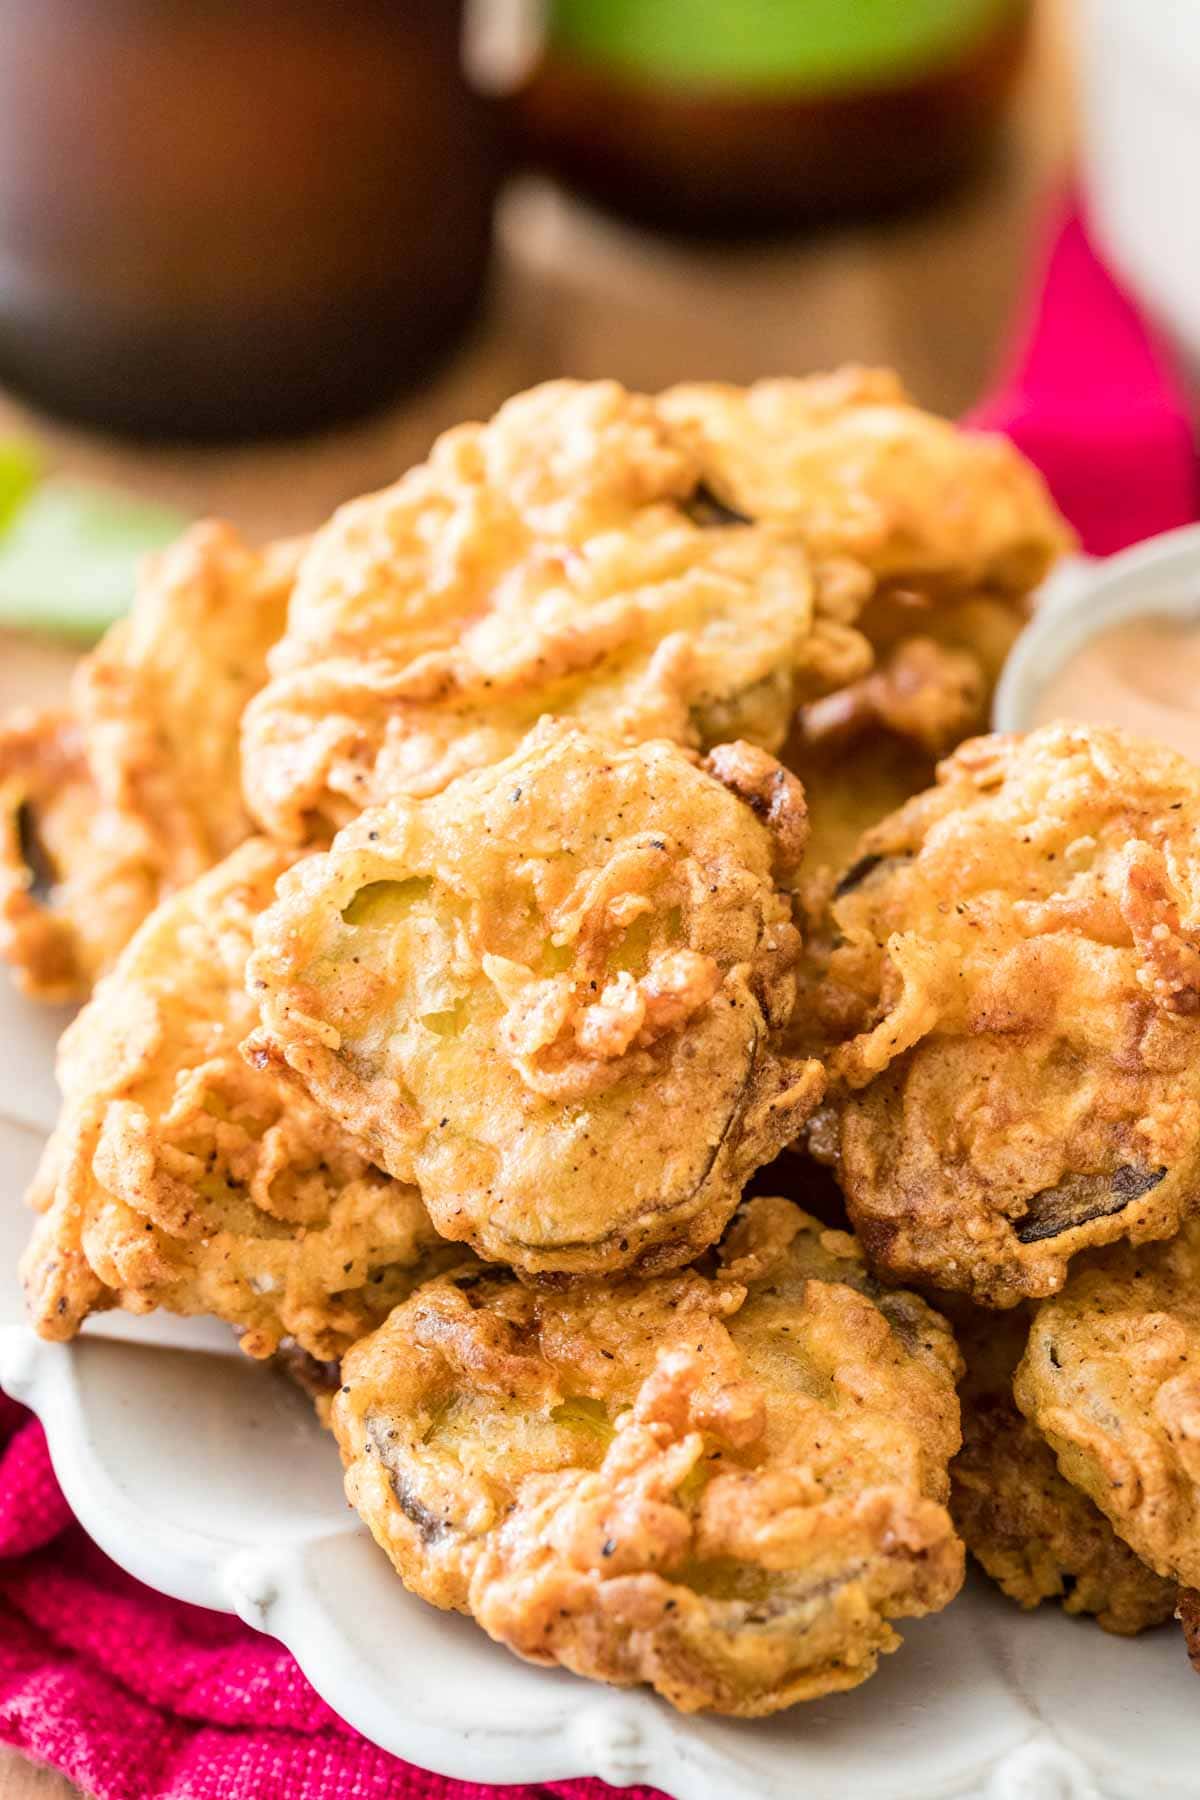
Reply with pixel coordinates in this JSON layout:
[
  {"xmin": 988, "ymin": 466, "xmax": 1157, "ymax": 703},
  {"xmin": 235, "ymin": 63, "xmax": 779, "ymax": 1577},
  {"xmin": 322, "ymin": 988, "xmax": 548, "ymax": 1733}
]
[
  {"xmin": 247, "ymin": 721, "xmax": 825, "ymax": 1277},
  {"xmin": 658, "ymin": 368, "xmax": 1070, "ymax": 595},
  {"xmin": 22, "ymin": 839, "xmax": 443, "ymax": 1362},
  {"xmin": 332, "ymin": 1196, "xmax": 964, "ymax": 1715},
  {"xmin": 950, "ymin": 1303, "xmax": 1175, "ymax": 1634},
  {"xmin": 241, "ymin": 380, "xmax": 862, "ymax": 843},
  {"xmin": 241, "ymin": 373, "xmax": 1068, "ymax": 846},
  {"xmin": 786, "ymin": 590, "xmax": 1028, "ymax": 900},
  {"xmin": 0, "ymin": 521, "xmax": 301, "ymax": 1000},
  {"xmin": 819, "ymin": 725, "xmax": 1200, "ymax": 1306},
  {"xmin": 1015, "ymin": 1223, "xmax": 1200, "ymax": 1592},
  {"xmin": 661, "ymin": 370, "xmax": 1068, "ymax": 896}
]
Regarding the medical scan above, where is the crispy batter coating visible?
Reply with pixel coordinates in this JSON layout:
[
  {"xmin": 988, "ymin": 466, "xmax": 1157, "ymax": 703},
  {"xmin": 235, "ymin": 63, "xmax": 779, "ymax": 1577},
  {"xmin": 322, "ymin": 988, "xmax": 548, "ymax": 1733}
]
[
  {"xmin": 787, "ymin": 591, "xmax": 1027, "ymax": 900},
  {"xmin": 1177, "ymin": 1589, "xmax": 1200, "ymax": 1671},
  {"xmin": 820, "ymin": 726, "xmax": 1200, "ymax": 1305},
  {"xmin": 241, "ymin": 373, "xmax": 1067, "ymax": 845},
  {"xmin": 1015, "ymin": 1223, "xmax": 1200, "ymax": 1591},
  {"xmin": 247, "ymin": 721, "xmax": 825, "ymax": 1277},
  {"xmin": 950, "ymin": 1303, "xmax": 1175, "ymax": 1634},
  {"xmin": 0, "ymin": 522, "xmax": 300, "ymax": 1000},
  {"xmin": 664, "ymin": 375, "xmax": 1057, "ymax": 900},
  {"xmin": 0, "ymin": 708, "xmax": 107, "ymax": 999},
  {"xmin": 658, "ymin": 369, "xmax": 1070, "ymax": 593},
  {"xmin": 242, "ymin": 380, "xmax": 855, "ymax": 843},
  {"xmin": 21, "ymin": 839, "xmax": 443, "ymax": 1361},
  {"xmin": 333, "ymin": 1196, "xmax": 964, "ymax": 1715}
]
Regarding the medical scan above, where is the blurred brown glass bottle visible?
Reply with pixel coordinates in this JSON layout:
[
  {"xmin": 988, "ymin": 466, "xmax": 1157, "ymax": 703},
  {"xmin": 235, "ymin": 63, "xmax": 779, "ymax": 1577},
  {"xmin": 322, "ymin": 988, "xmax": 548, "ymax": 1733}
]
[
  {"xmin": 512, "ymin": 0, "xmax": 1031, "ymax": 236},
  {"xmin": 0, "ymin": 1, "xmax": 500, "ymax": 441}
]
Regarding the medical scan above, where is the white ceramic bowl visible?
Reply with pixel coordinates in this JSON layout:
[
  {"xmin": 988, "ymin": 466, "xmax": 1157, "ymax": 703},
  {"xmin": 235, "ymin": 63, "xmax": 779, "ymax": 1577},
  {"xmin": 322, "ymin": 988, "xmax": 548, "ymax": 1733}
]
[
  {"xmin": 1078, "ymin": 0, "xmax": 1200, "ymax": 372},
  {"xmin": 994, "ymin": 522, "xmax": 1200, "ymax": 734},
  {"xmin": 1, "ymin": 968, "xmax": 1199, "ymax": 1797}
]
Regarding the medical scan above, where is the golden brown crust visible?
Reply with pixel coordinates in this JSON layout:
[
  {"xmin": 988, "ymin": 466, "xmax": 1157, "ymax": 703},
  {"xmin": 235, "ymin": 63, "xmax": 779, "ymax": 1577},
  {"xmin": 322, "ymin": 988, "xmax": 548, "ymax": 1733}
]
[
  {"xmin": 1015, "ymin": 1223, "xmax": 1200, "ymax": 1591},
  {"xmin": 784, "ymin": 590, "xmax": 1029, "ymax": 932},
  {"xmin": 21, "ymin": 839, "xmax": 444, "ymax": 1361},
  {"xmin": 796, "ymin": 637, "xmax": 985, "ymax": 762},
  {"xmin": 333, "ymin": 1196, "xmax": 964, "ymax": 1715},
  {"xmin": 949, "ymin": 1303, "xmax": 1176, "ymax": 1634},
  {"xmin": 658, "ymin": 369, "xmax": 1071, "ymax": 593},
  {"xmin": 703, "ymin": 742, "xmax": 809, "ymax": 877},
  {"xmin": 241, "ymin": 374, "xmax": 1068, "ymax": 847},
  {"xmin": 0, "ymin": 708, "xmax": 112, "ymax": 999},
  {"xmin": 241, "ymin": 380, "xmax": 843, "ymax": 844},
  {"xmin": 1177, "ymin": 1589, "xmax": 1200, "ymax": 1671},
  {"xmin": 0, "ymin": 522, "xmax": 301, "ymax": 1000},
  {"xmin": 820, "ymin": 725, "xmax": 1200, "ymax": 1305},
  {"xmin": 247, "ymin": 720, "xmax": 825, "ymax": 1278}
]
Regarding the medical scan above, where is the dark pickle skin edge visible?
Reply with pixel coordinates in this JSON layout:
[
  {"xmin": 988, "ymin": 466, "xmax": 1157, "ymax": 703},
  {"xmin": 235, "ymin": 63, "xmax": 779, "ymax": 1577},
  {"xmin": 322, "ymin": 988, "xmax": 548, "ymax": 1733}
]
[{"xmin": 1015, "ymin": 1166, "xmax": 1167, "ymax": 1246}]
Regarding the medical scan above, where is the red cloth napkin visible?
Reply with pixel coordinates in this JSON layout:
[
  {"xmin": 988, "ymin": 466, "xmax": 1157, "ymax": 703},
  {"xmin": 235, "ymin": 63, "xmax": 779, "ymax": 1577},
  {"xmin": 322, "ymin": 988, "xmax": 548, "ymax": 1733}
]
[
  {"xmin": 0, "ymin": 1395, "xmax": 653, "ymax": 1800},
  {"xmin": 1, "ymin": 206, "xmax": 1197, "ymax": 1800},
  {"xmin": 969, "ymin": 208, "xmax": 1199, "ymax": 553}
]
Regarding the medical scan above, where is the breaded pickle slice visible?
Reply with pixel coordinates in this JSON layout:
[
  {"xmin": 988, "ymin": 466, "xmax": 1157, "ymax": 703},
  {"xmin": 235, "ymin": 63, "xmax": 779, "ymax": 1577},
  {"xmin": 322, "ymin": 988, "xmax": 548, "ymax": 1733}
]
[
  {"xmin": 1016, "ymin": 1222, "xmax": 1200, "ymax": 1592},
  {"xmin": 333, "ymin": 1197, "xmax": 964, "ymax": 1715},
  {"xmin": 242, "ymin": 372, "xmax": 1068, "ymax": 845},
  {"xmin": 950, "ymin": 1303, "xmax": 1175, "ymax": 1634},
  {"xmin": 23, "ymin": 839, "xmax": 443, "ymax": 1361},
  {"xmin": 248, "ymin": 722, "xmax": 824, "ymax": 1277},
  {"xmin": 0, "ymin": 523, "xmax": 300, "ymax": 999},
  {"xmin": 822, "ymin": 726, "xmax": 1200, "ymax": 1305}
]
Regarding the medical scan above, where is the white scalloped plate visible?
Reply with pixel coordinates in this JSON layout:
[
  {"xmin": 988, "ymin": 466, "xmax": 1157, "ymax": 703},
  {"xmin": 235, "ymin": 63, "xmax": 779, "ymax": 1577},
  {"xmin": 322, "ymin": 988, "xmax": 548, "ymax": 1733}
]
[{"xmin": 0, "ymin": 897, "xmax": 1199, "ymax": 1796}]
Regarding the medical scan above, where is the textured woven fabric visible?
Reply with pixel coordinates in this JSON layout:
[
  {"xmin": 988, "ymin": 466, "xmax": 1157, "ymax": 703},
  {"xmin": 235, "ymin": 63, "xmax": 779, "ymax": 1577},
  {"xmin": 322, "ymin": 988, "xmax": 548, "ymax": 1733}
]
[
  {"xmin": 970, "ymin": 209, "xmax": 1199, "ymax": 553},
  {"xmin": 1, "ymin": 204, "xmax": 1195, "ymax": 1800},
  {"xmin": 0, "ymin": 1396, "xmax": 658, "ymax": 1800}
]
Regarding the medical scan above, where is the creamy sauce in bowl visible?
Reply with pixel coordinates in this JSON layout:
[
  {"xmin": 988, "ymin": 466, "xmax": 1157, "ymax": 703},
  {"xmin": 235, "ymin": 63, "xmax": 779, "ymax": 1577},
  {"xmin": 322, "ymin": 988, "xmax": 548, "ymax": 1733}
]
[{"xmin": 1031, "ymin": 615, "xmax": 1200, "ymax": 760}]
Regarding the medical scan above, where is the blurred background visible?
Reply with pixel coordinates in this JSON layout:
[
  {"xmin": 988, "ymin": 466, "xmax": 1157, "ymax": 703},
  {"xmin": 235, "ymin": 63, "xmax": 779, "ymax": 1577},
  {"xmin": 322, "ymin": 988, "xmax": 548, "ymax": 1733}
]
[
  {"xmin": 2, "ymin": 0, "xmax": 1195, "ymax": 688},
  {"xmin": 0, "ymin": 0, "xmax": 1077, "ymax": 554},
  {"xmin": 0, "ymin": 6, "xmax": 1187, "ymax": 1792}
]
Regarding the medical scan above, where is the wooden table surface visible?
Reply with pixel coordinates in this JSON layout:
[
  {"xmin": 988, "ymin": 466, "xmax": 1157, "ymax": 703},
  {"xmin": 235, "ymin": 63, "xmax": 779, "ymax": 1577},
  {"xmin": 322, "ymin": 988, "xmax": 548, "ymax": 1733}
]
[{"xmin": 0, "ymin": 5, "xmax": 1072, "ymax": 1795}]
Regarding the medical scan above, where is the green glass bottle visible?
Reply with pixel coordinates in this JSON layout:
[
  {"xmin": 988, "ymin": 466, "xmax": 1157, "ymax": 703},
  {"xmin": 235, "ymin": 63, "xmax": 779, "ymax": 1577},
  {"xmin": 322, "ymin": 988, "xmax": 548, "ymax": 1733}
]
[{"xmin": 514, "ymin": 0, "xmax": 1031, "ymax": 234}]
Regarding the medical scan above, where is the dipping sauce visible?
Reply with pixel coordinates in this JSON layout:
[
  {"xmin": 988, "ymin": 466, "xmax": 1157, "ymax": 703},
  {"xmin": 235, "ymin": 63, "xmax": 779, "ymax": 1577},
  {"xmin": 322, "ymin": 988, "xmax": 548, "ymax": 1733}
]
[{"xmin": 1031, "ymin": 616, "xmax": 1200, "ymax": 760}]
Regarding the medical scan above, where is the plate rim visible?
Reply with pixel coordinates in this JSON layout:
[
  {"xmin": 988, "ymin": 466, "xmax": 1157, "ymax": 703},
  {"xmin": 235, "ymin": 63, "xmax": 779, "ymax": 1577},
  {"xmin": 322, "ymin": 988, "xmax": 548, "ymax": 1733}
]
[{"xmin": 5, "ymin": 1319, "xmax": 1197, "ymax": 1800}]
